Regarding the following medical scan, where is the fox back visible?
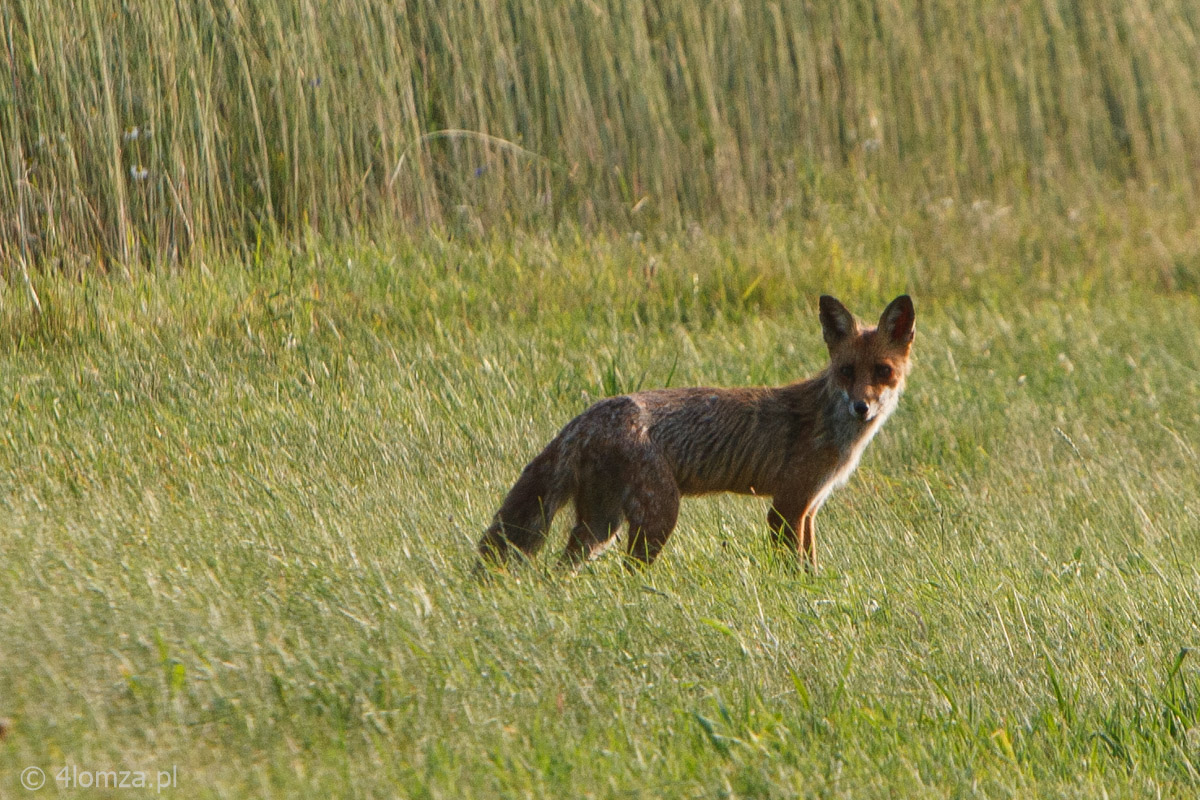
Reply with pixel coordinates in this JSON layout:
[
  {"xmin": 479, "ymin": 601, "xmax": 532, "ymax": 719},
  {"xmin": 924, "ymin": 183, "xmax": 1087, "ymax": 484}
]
[{"xmin": 478, "ymin": 295, "xmax": 915, "ymax": 571}]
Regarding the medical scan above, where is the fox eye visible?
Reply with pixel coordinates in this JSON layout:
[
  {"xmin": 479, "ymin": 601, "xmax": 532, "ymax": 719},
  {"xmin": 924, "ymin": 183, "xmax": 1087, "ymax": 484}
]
[
  {"xmin": 838, "ymin": 365, "xmax": 855, "ymax": 380},
  {"xmin": 874, "ymin": 364, "xmax": 893, "ymax": 382}
]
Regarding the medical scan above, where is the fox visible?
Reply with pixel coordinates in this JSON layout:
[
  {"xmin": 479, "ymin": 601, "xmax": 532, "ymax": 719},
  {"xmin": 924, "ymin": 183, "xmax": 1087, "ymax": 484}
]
[{"xmin": 477, "ymin": 294, "xmax": 915, "ymax": 572}]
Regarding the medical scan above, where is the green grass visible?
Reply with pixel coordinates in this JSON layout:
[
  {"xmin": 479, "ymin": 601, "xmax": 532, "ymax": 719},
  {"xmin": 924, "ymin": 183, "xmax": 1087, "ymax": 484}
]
[
  {"xmin": 4, "ymin": 1, "xmax": 1200, "ymax": 795},
  {"xmin": 2, "ymin": 207, "xmax": 1199, "ymax": 795}
]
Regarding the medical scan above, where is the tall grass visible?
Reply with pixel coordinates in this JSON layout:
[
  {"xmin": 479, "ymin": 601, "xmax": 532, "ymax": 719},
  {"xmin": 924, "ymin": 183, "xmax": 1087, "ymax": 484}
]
[{"xmin": 3, "ymin": 0, "xmax": 1200, "ymax": 270}]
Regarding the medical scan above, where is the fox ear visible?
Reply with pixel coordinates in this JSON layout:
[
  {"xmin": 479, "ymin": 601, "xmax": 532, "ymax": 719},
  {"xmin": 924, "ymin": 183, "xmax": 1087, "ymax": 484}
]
[
  {"xmin": 879, "ymin": 295, "xmax": 915, "ymax": 345},
  {"xmin": 819, "ymin": 295, "xmax": 857, "ymax": 348}
]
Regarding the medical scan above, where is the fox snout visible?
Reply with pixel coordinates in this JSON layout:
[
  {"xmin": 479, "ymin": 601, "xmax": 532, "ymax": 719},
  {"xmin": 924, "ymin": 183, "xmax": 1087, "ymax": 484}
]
[{"xmin": 843, "ymin": 393, "xmax": 878, "ymax": 422}]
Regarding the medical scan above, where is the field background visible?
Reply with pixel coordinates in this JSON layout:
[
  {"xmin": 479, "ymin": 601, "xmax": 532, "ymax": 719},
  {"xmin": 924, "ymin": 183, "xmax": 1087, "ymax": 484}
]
[{"xmin": 2, "ymin": 0, "xmax": 1200, "ymax": 797}]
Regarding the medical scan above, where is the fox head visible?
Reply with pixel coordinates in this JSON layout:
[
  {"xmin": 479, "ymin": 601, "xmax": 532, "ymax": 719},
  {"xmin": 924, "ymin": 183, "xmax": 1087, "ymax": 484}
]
[{"xmin": 819, "ymin": 295, "xmax": 915, "ymax": 424}]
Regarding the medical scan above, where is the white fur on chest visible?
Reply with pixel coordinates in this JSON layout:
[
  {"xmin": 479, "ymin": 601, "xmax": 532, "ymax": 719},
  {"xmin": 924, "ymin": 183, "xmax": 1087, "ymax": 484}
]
[{"xmin": 811, "ymin": 395, "xmax": 896, "ymax": 513}]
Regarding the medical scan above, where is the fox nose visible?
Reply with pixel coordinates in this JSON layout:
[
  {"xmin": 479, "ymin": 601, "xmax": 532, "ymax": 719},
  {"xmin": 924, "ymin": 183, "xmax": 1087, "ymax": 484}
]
[{"xmin": 852, "ymin": 400, "xmax": 869, "ymax": 418}]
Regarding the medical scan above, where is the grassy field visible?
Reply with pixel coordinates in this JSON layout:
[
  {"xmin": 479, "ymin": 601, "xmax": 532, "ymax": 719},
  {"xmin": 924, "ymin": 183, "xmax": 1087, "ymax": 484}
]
[
  {"xmin": 4, "ymin": 0, "xmax": 1200, "ymax": 796},
  {"xmin": 2, "ymin": 199, "xmax": 1199, "ymax": 796}
]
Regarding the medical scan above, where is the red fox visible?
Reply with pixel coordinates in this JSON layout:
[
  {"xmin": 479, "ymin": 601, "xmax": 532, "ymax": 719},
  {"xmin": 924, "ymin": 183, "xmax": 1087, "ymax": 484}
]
[{"xmin": 478, "ymin": 295, "xmax": 915, "ymax": 571}]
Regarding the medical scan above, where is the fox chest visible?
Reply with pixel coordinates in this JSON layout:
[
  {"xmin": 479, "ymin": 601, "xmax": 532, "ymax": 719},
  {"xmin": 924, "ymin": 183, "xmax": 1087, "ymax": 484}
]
[{"xmin": 779, "ymin": 428, "xmax": 877, "ymax": 510}]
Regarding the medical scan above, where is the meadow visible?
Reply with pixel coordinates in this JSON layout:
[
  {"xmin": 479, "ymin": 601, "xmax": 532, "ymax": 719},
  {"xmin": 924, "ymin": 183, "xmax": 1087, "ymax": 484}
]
[
  {"xmin": 3, "ymin": 0, "xmax": 1200, "ymax": 797},
  {"xmin": 2, "ymin": 205, "xmax": 1199, "ymax": 797}
]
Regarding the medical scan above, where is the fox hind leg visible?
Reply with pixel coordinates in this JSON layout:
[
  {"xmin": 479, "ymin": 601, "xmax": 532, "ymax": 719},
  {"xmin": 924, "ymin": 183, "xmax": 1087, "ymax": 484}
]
[
  {"xmin": 559, "ymin": 427, "xmax": 641, "ymax": 568},
  {"xmin": 559, "ymin": 483, "xmax": 625, "ymax": 569},
  {"xmin": 623, "ymin": 455, "xmax": 681, "ymax": 568}
]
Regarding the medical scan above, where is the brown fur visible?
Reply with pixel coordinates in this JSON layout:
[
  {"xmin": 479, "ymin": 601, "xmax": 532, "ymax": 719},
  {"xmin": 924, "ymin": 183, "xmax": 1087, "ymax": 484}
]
[{"xmin": 477, "ymin": 295, "xmax": 915, "ymax": 571}]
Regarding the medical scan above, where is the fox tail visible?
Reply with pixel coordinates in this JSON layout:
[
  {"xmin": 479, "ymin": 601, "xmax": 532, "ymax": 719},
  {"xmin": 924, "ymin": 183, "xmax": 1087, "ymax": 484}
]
[{"xmin": 477, "ymin": 439, "xmax": 572, "ymax": 567}]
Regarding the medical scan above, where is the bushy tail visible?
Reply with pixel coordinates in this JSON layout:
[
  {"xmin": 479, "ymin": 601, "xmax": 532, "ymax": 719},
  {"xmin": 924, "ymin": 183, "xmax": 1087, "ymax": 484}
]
[{"xmin": 477, "ymin": 440, "xmax": 571, "ymax": 567}]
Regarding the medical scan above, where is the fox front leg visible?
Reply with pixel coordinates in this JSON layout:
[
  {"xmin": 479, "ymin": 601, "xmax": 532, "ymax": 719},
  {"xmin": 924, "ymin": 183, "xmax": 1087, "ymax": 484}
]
[
  {"xmin": 800, "ymin": 510, "xmax": 816, "ymax": 570},
  {"xmin": 767, "ymin": 496, "xmax": 819, "ymax": 571}
]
